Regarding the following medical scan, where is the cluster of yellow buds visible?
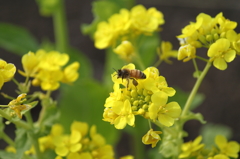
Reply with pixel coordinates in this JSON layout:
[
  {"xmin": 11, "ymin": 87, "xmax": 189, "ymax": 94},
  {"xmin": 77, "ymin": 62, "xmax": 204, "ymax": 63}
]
[{"xmin": 177, "ymin": 12, "xmax": 239, "ymax": 70}]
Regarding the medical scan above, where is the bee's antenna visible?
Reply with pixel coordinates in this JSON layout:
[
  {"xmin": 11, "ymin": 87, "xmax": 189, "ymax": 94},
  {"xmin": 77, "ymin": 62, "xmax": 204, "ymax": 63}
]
[
  {"xmin": 112, "ymin": 68, "xmax": 118, "ymax": 77},
  {"xmin": 112, "ymin": 68, "xmax": 117, "ymax": 72}
]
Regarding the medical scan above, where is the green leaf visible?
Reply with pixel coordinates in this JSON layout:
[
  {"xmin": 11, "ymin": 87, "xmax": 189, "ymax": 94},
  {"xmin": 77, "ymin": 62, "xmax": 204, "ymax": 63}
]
[
  {"xmin": 59, "ymin": 78, "xmax": 119, "ymax": 144},
  {"xmin": 0, "ymin": 151, "xmax": 18, "ymax": 159},
  {"xmin": 0, "ymin": 23, "xmax": 39, "ymax": 55},
  {"xmin": 185, "ymin": 112, "xmax": 206, "ymax": 124},
  {"xmin": 14, "ymin": 128, "xmax": 31, "ymax": 159},
  {"xmin": 137, "ymin": 34, "xmax": 160, "ymax": 68},
  {"xmin": 200, "ymin": 123, "xmax": 232, "ymax": 149}
]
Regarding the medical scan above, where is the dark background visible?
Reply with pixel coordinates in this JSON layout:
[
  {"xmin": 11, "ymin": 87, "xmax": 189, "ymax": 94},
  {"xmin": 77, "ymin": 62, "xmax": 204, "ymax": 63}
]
[{"xmin": 0, "ymin": 0, "xmax": 240, "ymax": 155}]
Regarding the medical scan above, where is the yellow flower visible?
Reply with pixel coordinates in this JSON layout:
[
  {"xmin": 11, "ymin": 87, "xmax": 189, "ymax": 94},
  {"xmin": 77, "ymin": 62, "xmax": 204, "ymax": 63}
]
[
  {"xmin": 142, "ymin": 129, "xmax": 162, "ymax": 148},
  {"xmin": 147, "ymin": 7, "xmax": 165, "ymax": 26},
  {"xmin": 179, "ymin": 136, "xmax": 204, "ymax": 158},
  {"xmin": 114, "ymin": 41, "xmax": 135, "ymax": 62},
  {"xmin": 149, "ymin": 92, "xmax": 181, "ymax": 127},
  {"xmin": 216, "ymin": 13, "xmax": 237, "ymax": 32},
  {"xmin": 94, "ymin": 21, "xmax": 114, "ymax": 49},
  {"xmin": 91, "ymin": 145, "xmax": 115, "ymax": 159},
  {"xmin": 108, "ymin": 9, "xmax": 131, "ymax": 35},
  {"xmin": 130, "ymin": 5, "xmax": 160, "ymax": 34},
  {"xmin": 0, "ymin": 59, "xmax": 16, "ymax": 89},
  {"xmin": 158, "ymin": 41, "xmax": 177, "ymax": 64},
  {"xmin": 112, "ymin": 99, "xmax": 135, "ymax": 129},
  {"xmin": 38, "ymin": 50, "xmax": 69, "ymax": 71},
  {"xmin": 61, "ymin": 62, "xmax": 80, "ymax": 83},
  {"xmin": 71, "ymin": 121, "xmax": 89, "ymax": 137},
  {"xmin": 178, "ymin": 44, "xmax": 196, "ymax": 62},
  {"xmin": 208, "ymin": 38, "xmax": 236, "ymax": 70},
  {"xmin": 215, "ymin": 135, "xmax": 239, "ymax": 158},
  {"xmin": 34, "ymin": 69, "xmax": 63, "ymax": 91},
  {"xmin": 20, "ymin": 51, "xmax": 44, "ymax": 77},
  {"xmin": 8, "ymin": 93, "xmax": 31, "ymax": 119},
  {"xmin": 54, "ymin": 130, "xmax": 82, "ymax": 157},
  {"xmin": 90, "ymin": 125, "xmax": 106, "ymax": 147}
]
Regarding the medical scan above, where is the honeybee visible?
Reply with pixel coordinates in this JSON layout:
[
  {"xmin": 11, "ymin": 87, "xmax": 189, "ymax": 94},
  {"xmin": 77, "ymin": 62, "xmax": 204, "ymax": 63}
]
[{"xmin": 114, "ymin": 68, "xmax": 146, "ymax": 89}]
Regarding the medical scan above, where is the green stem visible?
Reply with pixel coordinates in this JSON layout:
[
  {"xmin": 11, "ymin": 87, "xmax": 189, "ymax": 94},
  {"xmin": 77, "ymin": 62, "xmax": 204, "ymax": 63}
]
[
  {"xmin": 154, "ymin": 59, "xmax": 162, "ymax": 67},
  {"xmin": 25, "ymin": 111, "xmax": 34, "ymax": 128},
  {"xmin": 28, "ymin": 132, "xmax": 41, "ymax": 159},
  {"xmin": 192, "ymin": 58, "xmax": 200, "ymax": 77},
  {"xmin": 181, "ymin": 62, "xmax": 211, "ymax": 117},
  {"xmin": 0, "ymin": 109, "xmax": 31, "ymax": 130},
  {"xmin": 196, "ymin": 56, "xmax": 209, "ymax": 62},
  {"xmin": 53, "ymin": 0, "xmax": 68, "ymax": 52},
  {"xmin": 37, "ymin": 105, "xmax": 46, "ymax": 127},
  {"xmin": 1, "ymin": 131, "xmax": 15, "ymax": 146},
  {"xmin": 134, "ymin": 51, "xmax": 145, "ymax": 70},
  {"xmin": 0, "ymin": 105, "xmax": 9, "ymax": 107},
  {"xmin": 148, "ymin": 119, "xmax": 152, "ymax": 129},
  {"xmin": 11, "ymin": 78, "xmax": 20, "ymax": 86}
]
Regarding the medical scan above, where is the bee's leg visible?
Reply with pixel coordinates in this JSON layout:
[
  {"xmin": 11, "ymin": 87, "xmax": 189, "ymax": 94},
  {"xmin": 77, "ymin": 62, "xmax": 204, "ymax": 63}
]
[
  {"xmin": 126, "ymin": 79, "xmax": 130, "ymax": 90},
  {"xmin": 131, "ymin": 78, "xmax": 138, "ymax": 88}
]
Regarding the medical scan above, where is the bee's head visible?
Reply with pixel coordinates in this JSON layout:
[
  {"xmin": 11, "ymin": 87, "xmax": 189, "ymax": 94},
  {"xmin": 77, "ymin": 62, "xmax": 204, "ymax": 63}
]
[{"xmin": 112, "ymin": 68, "xmax": 120, "ymax": 78}]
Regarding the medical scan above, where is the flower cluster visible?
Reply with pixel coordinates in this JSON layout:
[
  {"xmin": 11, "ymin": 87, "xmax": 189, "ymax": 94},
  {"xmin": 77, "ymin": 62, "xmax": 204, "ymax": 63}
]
[
  {"xmin": 94, "ymin": 5, "xmax": 164, "ymax": 62},
  {"xmin": 0, "ymin": 59, "xmax": 16, "ymax": 89},
  {"xmin": 177, "ymin": 12, "xmax": 239, "ymax": 70},
  {"xmin": 25, "ymin": 121, "xmax": 116, "ymax": 159},
  {"xmin": 103, "ymin": 63, "xmax": 181, "ymax": 127},
  {"xmin": 94, "ymin": 4, "xmax": 164, "ymax": 50},
  {"xmin": 19, "ymin": 50, "xmax": 80, "ymax": 91},
  {"xmin": 179, "ymin": 135, "xmax": 240, "ymax": 159}
]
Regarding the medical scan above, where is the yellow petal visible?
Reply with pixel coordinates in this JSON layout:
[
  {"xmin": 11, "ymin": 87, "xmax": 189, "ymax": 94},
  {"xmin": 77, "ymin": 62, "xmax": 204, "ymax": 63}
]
[
  {"xmin": 158, "ymin": 114, "xmax": 174, "ymax": 127},
  {"xmin": 213, "ymin": 57, "xmax": 227, "ymax": 70},
  {"xmin": 55, "ymin": 146, "xmax": 69, "ymax": 156}
]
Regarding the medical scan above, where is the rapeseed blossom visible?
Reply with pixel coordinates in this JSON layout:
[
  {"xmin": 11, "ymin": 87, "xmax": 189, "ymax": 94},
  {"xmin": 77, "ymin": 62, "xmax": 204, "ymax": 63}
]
[
  {"xmin": 0, "ymin": 59, "xmax": 16, "ymax": 89},
  {"xmin": 25, "ymin": 121, "xmax": 115, "ymax": 159},
  {"xmin": 142, "ymin": 129, "xmax": 162, "ymax": 148},
  {"xmin": 20, "ymin": 50, "xmax": 80, "ymax": 91},
  {"xmin": 207, "ymin": 38, "xmax": 236, "ymax": 70},
  {"xmin": 179, "ymin": 136, "xmax": 204, "ymax": 158},
  {"xmin": 177, "ymin": 12, "xmax": 239, "ymax": 70},
  {"xmin": 214, "ymin": 135, "xmax": 239, "ymax": 158},
  {"xmin": 94, "ymin": 4, "xmax": 164, "ymax": 50},
  {"xmin": 114, "ymin": 41, "xmax": 135, "ymax": 62},
  {"xmin": 157, "ymin": 41, "xmax": 178, "ymax": 64},
  {"xmin": 103, "ymin": 63, "xmax": 181, "ymax": 129}
]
